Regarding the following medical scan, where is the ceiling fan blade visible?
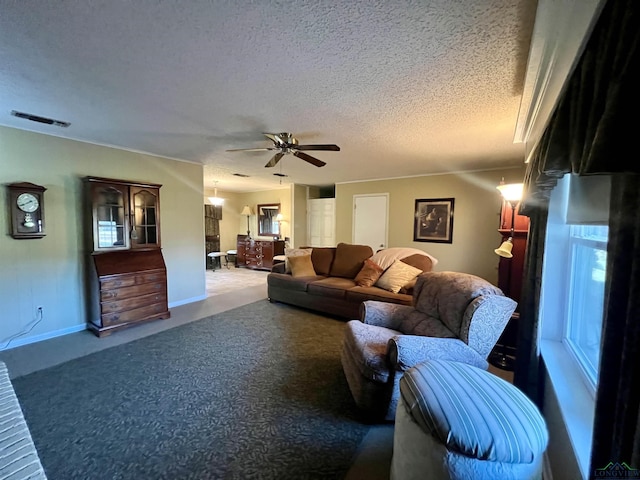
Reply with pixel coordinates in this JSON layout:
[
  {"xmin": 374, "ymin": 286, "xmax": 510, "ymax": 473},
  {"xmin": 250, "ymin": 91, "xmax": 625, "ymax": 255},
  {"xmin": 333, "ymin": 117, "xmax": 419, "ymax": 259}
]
[
  {"xmin": 293, "ymin": 144, "xmax": 340, "ymax": 151},
  {"xmin": 265, "ymin": 152, "xmax": 285, "ymax": 168},
  {"xmin": 226, "ymin": 147, "xmax": 278, "ymax": 152},
  {"xmin": 294, "ymin": 151, "xmax": 326, "ymax": 167},
  {"xmin": 263, "ymin": 133, "xmax": 285, "ymax": 146}
]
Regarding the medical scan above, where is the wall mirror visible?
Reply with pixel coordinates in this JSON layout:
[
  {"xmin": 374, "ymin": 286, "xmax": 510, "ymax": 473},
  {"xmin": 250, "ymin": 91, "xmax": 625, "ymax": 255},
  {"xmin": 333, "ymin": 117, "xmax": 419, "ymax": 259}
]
[{"xmin": 257, "ymin": 203, "xmax": 280, "ymax": 237}]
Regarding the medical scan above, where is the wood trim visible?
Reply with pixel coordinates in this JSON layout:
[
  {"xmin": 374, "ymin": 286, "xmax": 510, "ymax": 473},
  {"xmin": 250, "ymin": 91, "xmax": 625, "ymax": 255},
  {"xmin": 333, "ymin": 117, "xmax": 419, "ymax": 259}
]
[{"xmin": 84, "ymin": 176, "xmax": 162, "ymax": 189}]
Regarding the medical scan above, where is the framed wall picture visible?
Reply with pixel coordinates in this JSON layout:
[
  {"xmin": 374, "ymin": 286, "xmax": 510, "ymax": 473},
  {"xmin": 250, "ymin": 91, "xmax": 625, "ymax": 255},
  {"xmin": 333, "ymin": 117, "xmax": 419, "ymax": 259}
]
[{"xmin": 413, "ymin": 198, "xmax": 455, "ymax": 243}]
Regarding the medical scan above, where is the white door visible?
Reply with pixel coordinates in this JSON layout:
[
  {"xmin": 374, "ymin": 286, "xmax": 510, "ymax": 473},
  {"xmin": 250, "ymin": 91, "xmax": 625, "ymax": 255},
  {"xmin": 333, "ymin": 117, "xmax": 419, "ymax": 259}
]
[
  {"xmin": 353, "ymin": 194, "xmax": 388, "ymax": 252},
  {"xmin": 308, "ymin": 198, "xmax": 335, "ymax": 247}
]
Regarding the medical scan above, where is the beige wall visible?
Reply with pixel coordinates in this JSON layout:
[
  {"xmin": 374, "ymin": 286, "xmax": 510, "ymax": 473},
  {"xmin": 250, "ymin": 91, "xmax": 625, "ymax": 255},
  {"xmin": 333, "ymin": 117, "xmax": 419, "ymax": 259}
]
[
  {"xmin": 335, "ymin": 168, "xmax": 526, "ymax": 284},
  {"xmin": 292, "ymin": 184, "xmax": 308, "ymax": 247},
  {"xmin": 1, "ymin": 126, "xmax": 204, "ymax": 348}
]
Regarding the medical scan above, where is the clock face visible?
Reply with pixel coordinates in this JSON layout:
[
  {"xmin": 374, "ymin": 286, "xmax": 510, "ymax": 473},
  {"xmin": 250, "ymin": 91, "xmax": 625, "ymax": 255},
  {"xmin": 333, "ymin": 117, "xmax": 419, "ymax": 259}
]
[{"xmin": 16, "ymin": 192, "xmax": 39, "ymax": 213}]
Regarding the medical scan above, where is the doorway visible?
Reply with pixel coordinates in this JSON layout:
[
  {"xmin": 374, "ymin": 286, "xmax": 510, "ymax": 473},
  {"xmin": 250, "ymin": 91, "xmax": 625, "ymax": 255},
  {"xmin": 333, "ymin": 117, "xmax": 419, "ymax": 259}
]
[
  {"xmin": 307, "ymin": 198, "xmax": 336, "ymax": 247},
  {"xmin": 353, "ymin": 194, "xmax": 388, "ymax": 252}
]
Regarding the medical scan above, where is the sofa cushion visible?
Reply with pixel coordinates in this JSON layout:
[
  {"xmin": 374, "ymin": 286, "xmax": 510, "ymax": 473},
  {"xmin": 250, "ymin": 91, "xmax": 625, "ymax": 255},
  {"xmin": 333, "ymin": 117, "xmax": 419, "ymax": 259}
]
[
  {"xmin": 343, "ymin": 320, "xmax": 398, "ymax": 383},
  {"xmin": 375, "ymin": 259, "xmax": 423, "ymax": 293},
  {"xmin": 289, "ymin": 254, "xmax": 317, "ymax": 277},
  {"xmin": 354, "ymin": 258, "xmax": 384, "ymax": 287},
  {"xmin": 370, "ymin": 247, "xmax": 438, "ymax": 270},
  {"xmin": 267, "ymin": 272, "xmax": 325, "ymax": 292},
  {"xmin": 346, "ymin": 286, "xmax": 413, "ymax": 305},
  {"xmin": 400, "ymin": 253, "xmax": 436, "ymax": 273},
  {"xmin": 307, "ymin": 277, "xmax": 356, "ymax": 299},
  {"xmin": 400, "ymin": 360, "xmax": 548, "ymax": 463},
  {"xmin": 329, "ymin": 243, "xmax": 374, "ymax": 278},
  {"xmin": 309, "ymin": 247, "xmax": 336, "ymax": 276}
]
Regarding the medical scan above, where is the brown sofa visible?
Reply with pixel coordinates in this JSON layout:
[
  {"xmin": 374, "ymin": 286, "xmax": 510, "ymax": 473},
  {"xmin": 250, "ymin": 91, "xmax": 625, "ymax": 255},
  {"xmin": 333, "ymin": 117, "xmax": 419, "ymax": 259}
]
[{"xmin": 267, "ymin": 243, "xmax": 436, "ymax": 319}]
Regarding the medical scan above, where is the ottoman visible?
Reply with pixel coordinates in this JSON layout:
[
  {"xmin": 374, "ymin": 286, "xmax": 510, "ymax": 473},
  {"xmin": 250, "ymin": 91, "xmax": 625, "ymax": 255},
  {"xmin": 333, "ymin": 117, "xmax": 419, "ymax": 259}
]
[
  {"xmin": 391, "ymin": 360, "xmax": 548, "ymax": 480},
  {"xmin": 0, "ymin": 362, "xmax": 48, "ymax": 479}
]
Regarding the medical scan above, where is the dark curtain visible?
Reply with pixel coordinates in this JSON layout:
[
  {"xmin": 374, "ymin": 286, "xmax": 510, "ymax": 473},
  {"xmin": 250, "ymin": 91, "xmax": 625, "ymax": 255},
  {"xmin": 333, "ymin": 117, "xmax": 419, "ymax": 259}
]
[
  {"xmin": 511, "ymin": 0, "xmax": 640, "ymax": 473},
  {"xmin": 591, "ymin": 174, "xmax": 640, "ymax": 470},
  {"xmin": 512, "ymin": 206, "xmax": 548, "ymax": 407}
]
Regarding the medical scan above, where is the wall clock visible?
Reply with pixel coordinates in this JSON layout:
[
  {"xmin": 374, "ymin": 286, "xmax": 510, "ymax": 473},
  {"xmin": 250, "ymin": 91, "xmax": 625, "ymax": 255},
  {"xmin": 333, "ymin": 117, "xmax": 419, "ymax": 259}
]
[{"xmin": 7, "ymin": 182, "xmax": 47, "ymax": 239}]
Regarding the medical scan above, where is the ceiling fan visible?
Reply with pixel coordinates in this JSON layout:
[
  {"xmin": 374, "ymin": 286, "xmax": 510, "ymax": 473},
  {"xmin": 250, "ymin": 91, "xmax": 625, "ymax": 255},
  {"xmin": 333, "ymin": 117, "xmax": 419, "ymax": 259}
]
[{"xmin": 226, "ymin": 132, "xmax": 340, "ymax": 168}]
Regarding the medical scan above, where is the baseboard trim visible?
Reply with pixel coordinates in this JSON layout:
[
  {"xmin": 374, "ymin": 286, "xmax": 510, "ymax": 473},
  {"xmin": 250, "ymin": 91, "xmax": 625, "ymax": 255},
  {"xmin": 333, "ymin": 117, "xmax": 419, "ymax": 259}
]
[
  {"xmin": 169, "ymin": 294, "xmax": 207, "ymax": 308},
  {"xmin": 1, "ymin": 324, "xmax": 87, "ymax": 351}
]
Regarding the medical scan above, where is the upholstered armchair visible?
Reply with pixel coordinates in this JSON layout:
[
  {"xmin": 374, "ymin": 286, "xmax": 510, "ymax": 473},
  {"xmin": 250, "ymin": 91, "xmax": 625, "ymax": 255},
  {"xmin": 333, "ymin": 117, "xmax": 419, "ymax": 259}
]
[{"xmin": 340, "ymin": 271, "xmax": 517, "ymax": 421}]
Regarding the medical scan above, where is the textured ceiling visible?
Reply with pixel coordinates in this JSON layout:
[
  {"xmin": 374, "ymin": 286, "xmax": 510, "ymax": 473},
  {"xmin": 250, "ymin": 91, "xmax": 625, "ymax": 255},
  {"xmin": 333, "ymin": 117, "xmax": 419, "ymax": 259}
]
[{"xmin": 0, "ymin": 0, "xmax": 538, "ymax": 192}]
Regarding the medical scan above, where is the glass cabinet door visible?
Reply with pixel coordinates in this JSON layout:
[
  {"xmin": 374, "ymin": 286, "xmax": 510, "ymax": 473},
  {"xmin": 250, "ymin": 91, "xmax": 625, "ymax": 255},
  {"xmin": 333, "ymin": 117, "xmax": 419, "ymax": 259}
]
[
  {"xmin": 130, "ymin": 187, "xmax": 160, "ymax": 248},
  {"xmin": 93, "ymin": 183, "xmax": 129, "ymax": 250}
]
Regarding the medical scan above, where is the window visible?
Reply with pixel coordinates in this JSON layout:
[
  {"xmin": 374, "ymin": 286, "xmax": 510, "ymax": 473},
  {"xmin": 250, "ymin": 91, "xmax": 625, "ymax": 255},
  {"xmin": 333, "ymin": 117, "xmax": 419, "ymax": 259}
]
[
  {"xmin": 564, "ymin": 225, "xmax": 608, "ymax": 392},
  {"xmin": 540, "ymin": 174, "xmax": 611, "ymax": 478}
]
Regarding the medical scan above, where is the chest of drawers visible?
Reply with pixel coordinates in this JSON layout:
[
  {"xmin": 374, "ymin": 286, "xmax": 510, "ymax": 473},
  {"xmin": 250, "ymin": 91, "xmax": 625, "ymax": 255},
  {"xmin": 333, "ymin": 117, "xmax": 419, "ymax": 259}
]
[{"xmin": 236, "ymin": 238, "xmax": 284, "ymax": 271}]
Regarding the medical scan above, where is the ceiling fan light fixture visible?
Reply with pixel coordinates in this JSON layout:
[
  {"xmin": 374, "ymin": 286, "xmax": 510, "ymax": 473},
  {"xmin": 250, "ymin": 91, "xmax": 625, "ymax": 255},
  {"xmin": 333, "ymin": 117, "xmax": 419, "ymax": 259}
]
[{"xmin": 227, "ymin": 132, "xmax": 339, "ymax": 168}]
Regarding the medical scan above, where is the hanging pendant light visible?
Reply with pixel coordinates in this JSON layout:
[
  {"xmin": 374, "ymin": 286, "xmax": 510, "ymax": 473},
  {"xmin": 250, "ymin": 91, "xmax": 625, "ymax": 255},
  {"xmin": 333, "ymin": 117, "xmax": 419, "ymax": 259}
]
[{"xmin": 208, "ymin": 181, "xmax": 224, "ymax": 206}]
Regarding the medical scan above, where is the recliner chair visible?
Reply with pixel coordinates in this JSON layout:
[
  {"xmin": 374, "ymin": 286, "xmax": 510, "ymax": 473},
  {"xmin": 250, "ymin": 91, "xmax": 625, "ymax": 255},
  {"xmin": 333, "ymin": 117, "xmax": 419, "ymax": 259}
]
[{"xmin": 340, "ymin": 271, "xmax": 517, "ymax": 421}]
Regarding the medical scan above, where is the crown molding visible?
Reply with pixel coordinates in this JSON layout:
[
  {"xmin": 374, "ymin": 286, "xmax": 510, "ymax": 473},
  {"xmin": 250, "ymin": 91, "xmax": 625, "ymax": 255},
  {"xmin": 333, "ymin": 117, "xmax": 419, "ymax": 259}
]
[{"xmin": 514, "ymin": 0, "xmax": 606, "ymax": 162}]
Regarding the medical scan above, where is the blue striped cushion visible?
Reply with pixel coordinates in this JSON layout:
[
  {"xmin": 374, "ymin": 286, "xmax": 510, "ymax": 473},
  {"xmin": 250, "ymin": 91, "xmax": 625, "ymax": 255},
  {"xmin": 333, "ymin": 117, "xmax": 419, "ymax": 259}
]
[
  {"xmin": 0, "ymin": 362, "xmax": 48, "ymax": 480},
  {"xmin": 399, "ymin": 360, "xmax": 548, "ymax": 464}
]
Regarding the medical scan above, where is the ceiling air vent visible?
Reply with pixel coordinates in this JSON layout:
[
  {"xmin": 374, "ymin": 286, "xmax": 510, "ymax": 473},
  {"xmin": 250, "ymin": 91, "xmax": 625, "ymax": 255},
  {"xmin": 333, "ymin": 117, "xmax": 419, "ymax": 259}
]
[
  {"xmin": 11, "ymin": 110, "xmax": 70, "ymax": 128},
  {"xmin": 232, "ymin": 173, "xmax": 250, "ymax": 177},
  {"xmin": 273, "ymin": 173, "xmax": 288, "ymax": 178}
]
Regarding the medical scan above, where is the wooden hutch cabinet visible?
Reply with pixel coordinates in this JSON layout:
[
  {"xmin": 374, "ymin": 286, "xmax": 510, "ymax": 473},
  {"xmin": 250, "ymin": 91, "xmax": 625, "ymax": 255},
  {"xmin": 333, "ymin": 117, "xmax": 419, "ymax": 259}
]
[
  {"xmin": 84, "ymin": 176, "xmax": 170, "ymax": 337},
  {"xmin": 236, "ymin": 236, "xmax": 284, "ymax": 271},
  {"xmin": 490, "ymin": 201, "xmax": 530, "ymax": 370},
  {"xmin": 204, "ymin": 204, "xmax": 221, "ymax": 269}
]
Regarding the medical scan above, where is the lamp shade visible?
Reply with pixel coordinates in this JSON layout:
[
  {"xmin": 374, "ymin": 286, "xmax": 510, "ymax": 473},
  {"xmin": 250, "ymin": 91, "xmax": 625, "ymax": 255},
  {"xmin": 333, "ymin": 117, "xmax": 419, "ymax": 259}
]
[
  {"xmin": 496, "ymin": 183, "xmax": 524, "ymax": 203},
  {"xmin": 241, "ymin": 205, "xmax": 252, "ymax": 216},
  {"xmin": 494, "ymin": 238, "xmax": 514, "ymax": 258},
  {"xmin": 275, "ymin": 213, "xmax": 284, "ymax": 222}
]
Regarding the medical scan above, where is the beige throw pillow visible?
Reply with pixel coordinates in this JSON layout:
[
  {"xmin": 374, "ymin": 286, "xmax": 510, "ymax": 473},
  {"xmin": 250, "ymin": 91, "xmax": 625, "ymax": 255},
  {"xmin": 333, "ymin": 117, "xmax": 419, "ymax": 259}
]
[
  {"xmin": 375, "ymin": 259, "xmax": 423, "ymax": 293},
  {"xmin": 289, "ymin": 254, "xmax": 317, "ymax": 277},
  {"xmin": 284, "ymin": 247, "xmax": 312, "ymax": 273}
]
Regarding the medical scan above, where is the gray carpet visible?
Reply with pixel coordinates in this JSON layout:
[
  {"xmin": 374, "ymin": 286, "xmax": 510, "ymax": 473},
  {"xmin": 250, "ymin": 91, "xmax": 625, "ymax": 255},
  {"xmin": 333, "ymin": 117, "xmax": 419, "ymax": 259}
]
[{"xmin": 12, "ymin": 300, "xmax": 370, "ymax": 480}]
